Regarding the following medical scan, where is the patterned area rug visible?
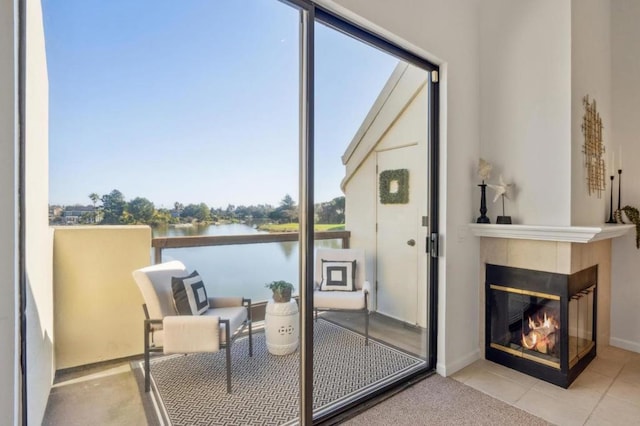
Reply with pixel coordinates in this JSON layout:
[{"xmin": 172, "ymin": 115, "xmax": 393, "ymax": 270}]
[{"xmin": 139, "ymin": 319, "xmax": 423, "ymax": 426}]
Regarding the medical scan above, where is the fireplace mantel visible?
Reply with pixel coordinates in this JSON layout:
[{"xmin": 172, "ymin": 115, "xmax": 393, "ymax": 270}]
[{"xmin": 468, "ymin": 223, "xmax": 634, "ymax": 243}]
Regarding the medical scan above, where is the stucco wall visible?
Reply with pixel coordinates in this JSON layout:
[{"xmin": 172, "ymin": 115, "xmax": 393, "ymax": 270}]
[
  {"xmin": 344, "ymin": 155, "xmax": 377, "ymax": 309},
  {"xmin": 344, "ymin": 76, "xmax": 429, "ymax": 327},
  {"xmin": 53, "ymin": 226, "xmax": 151, "ymax": 369},
  {"xmin": 25, "ymin": 0, "xmax": 54, "ymax": 423},
  {"xmin": 570, "ymin": 0, "xmax": 611, "ymax": 226},
  {"xmin": 0, "ymin": 0, "xmax": 18, "ymax": 422},
  {"xmin": 611, "ymin": 0, "xmax": 640, "ymax": 353},
  {"xmin": 479, "ymin": 0, "xmax": 573, "ymax": 226},
  {"xmin": 325, "ymin": 0, "xmax": 482, "ymax": 375}
]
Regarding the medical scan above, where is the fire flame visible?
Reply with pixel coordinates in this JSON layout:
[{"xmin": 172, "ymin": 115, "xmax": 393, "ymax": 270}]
[{"xmin": 521, "ymin": 312, "xmax": 559, "ymax": 354}]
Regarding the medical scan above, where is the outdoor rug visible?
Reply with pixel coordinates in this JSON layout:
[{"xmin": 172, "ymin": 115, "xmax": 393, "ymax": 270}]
[{"xmin": 136, "ymin": 319, "xmax": 423, "ymax": 426}]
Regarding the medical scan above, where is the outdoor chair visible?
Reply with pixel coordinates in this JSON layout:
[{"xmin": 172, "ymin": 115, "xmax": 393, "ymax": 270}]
[
  {"xmin": 314, "ymin": 248, "xmax": 370, "ymax": 345},
  {"xmin": 132, "ymin": 260, "xmax": 252, "ymax": 393}
]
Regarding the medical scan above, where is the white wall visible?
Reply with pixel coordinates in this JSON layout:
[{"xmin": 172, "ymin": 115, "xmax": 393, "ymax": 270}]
[
  {"xmin": 479, "ymin": 0, "xmax": 573, "ymax": 226},
  {"xmin": 343, "ymin": 64, "xmax": 427, "ymax": 321},
  {"xmin": 571, "ymin": 0, "xmax": 611, "ymax": 226},
  {"xmin": 324, "ymin": 0, "xmax": 482, "ymax": 375},
  {"xmin": 25, "ymin": 0, "xmax": 54, "ymax": 423},
  {"xmin": 0, "ymin": 0, "xmax": 18, "ymax": 423},
  {"xmin": 611, "ymin": 0, "xmax": 640, "ymax": 353},
  {"xmin": 344, "ymin": 156, "xmax": 377, "ymax": 308}
]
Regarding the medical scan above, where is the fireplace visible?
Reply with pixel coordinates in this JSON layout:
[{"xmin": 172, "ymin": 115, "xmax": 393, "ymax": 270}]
[{"xmin": 485, "ymin": 264, "xmax": 597, "ymax": 388}]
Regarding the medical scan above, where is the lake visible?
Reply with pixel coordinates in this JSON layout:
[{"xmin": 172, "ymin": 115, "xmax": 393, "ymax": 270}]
[{"xmin": 152, "ymin": 223, "xmax": 341, "ymax": 302}]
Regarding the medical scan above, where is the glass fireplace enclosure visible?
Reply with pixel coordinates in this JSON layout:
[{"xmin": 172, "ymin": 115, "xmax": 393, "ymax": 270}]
[{"xmin": 486, "ymin": 264, "xmax": 597, "ymax": 388}]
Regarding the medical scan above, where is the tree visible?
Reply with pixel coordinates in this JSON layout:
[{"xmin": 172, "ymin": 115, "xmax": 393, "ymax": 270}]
[
  {"xmin": 279, "ymin": 194, "xmax": 298, "ymax": 223},
  {"xmin": 101, "ymin": 190, "xmax": 126, "ymax": 224},
  {"xmin": 151, "ymin": 208, "xmax": 173, "ymax": 226},
  {"xmin": 315, "ymin": 196, "xmax": 345, "ymax": 224},
  {"xmin": 127, "ymin": 197, "xmax": 155, "ymax": 223},
  {"xmin": 89, "ymin": 192, "xmax": 101, "ymax": 223},
  {"xmin": 181, "ymin": 203, "xmax": 211, "ymax": 222},
  {"xmin": 280, "ymin": 194, "xmax": 296, "ymax": 210},
  {"xmin": 268, "ymin": 195, "xmax": 298, "ymax": 223}
]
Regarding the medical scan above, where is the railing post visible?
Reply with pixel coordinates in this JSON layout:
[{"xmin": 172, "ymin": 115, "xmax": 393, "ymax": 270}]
[{"xmin": 154, "ymin": 247, "xmax": 162, "ymax": 264}]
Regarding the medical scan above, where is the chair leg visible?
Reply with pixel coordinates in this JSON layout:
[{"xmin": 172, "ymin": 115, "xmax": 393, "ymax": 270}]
[
  {"xmin": 144, "ymin": 320, "xmax": 151, "ymax": 392},
  {"xmin": 248, "ymin": 320, "xmax": 253, "ymax": 357},
  {"xmin": 245, "ymin": 298, "xmax": 253, "ymax": 357},
  {"xmin": 223, "ymin": 320, "xmax": 232, "ymax": 393},
  {"xmin": 364, "ymin": 311, "xmax": 369, "ymax": 346}
]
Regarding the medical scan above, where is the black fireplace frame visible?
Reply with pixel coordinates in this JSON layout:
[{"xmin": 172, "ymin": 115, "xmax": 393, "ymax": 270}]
[{"xmin": 485, "ymin": 264, "xmax": 598, "ymax": 388}]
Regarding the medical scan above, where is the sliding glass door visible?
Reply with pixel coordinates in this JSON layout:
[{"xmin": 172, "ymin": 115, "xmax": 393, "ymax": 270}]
[
  {"xmin": 312, "ymin": 17, "xmax": 430, "ymax": 418},
  {"xmin": 42, "ymin": 0, "xmax": 437, "ymax": 424},
  {"xmin": 293, "ymin": 2, "xmax": 440, "ymax": 423}
]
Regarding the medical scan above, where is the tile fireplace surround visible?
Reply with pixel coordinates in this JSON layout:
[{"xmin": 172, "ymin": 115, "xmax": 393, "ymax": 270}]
[{"xmin": 470, "ymin": 224, "xmax": 635, "ymax": 383}]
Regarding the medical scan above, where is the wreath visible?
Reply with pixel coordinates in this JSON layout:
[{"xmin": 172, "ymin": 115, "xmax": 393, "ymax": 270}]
[{"xmin": 379, "ymin": 169, "xmax": 409, "ymax": 204}]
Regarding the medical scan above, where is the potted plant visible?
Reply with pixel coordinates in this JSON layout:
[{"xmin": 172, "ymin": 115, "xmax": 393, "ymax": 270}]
[{"xmin": 265, "ymin": 280, "xmax": 294, "ymax": 303}]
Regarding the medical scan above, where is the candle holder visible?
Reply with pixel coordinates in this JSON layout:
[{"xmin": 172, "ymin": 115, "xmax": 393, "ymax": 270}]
[
  {"xmin": 477, "ymin": 182, "xmax": 490, "ymax": 223},
  {"xmin": 617, "ymin": 169, "xmax": 622, "ymax": 212},
  {"xmin": 606, "ymin": 175, "xmax": 616, "ymax": 223}
]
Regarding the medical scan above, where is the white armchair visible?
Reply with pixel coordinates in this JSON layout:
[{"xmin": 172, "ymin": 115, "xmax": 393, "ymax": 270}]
[
  {"xmin": 314, "ymin": 248, "xmax": 370, "ymax": 345},
  {"xmin": 132, "ymin": 260, "xmax": 252, "ymax": 393}
]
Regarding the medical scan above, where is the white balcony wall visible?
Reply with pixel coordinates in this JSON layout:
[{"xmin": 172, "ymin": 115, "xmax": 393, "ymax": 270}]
[
  {"xmin": 25, "ymin": 0, "xmax": 54, "ymax": 424},
  {"xmin": 0, "ymin": 0, "xmax": 18, "ymax": 423},
  {"xmin": 53, "ymin": 226, "xmax": 151, "ymax": 369}
]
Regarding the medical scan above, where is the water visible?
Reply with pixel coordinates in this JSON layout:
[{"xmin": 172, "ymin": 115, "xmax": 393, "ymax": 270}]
[{"xmin": 153, "ymin": 223, "xmax": 340, "ymax": 302}]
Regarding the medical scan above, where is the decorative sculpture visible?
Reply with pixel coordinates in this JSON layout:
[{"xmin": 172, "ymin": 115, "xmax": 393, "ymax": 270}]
[
  {"xmin": 581, "ymin": 95, "xmax": 606, "ymax": 198},
  {"xmin": 488, "ymin": 175, "xmax": 514, "ymax": 224}
]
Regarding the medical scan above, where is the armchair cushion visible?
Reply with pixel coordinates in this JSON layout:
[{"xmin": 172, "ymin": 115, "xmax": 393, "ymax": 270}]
[
  {"xmin": 204, "ymin": 306, "xmax": 248, "ymax": 344},
  {"xmin": 320, "ymin": 259, "xmax": 356, "ymax": 291},
  {"xmin": 133, "ymin": 260, "xmax": 188, "ymax": 319},
  {"xmin": 208, "ymin": 296, "xmax": 244, "ymax": 309},
  {"xmin": 163, "ymin": 315, "xmax": 220, "ymax": 353},
  {"xmin": 314, "ymin": 288, "xmax": 366, "ymax": 310},
  {"xmin": 171, "ymin": 270, "xmax": 209, "ymax": 315}
]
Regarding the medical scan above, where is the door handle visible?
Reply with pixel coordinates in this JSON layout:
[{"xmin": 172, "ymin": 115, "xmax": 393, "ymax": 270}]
[{"xmin": 407, "ymin": 239, "xmax": 416, "ymax": 246}]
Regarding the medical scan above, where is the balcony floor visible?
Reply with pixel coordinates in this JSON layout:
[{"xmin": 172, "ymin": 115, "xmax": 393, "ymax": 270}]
[{"xmin": 42, "ymin": 314, "xmax": 640, "ymax": 426}]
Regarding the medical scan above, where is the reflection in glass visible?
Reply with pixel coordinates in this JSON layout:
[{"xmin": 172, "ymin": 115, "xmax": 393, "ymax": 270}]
[{"xmin": 312, "ymin": 17, "xmax": 430, "ymax": 416}]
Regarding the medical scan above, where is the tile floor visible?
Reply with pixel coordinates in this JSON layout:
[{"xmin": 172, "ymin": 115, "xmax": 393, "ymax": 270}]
[{"xmin": 452, "ymin": 345, "xmax": 640, "ymax": 425}]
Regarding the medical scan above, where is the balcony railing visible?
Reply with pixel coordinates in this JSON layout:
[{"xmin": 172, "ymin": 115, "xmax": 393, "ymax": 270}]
[{"xmin": 152, "ymin": 230, "xmax": 350, "ymax": 264}]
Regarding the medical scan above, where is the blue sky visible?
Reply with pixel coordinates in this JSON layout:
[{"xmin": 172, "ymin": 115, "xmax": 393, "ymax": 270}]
[{"xmin": 44, "ymin": 0, "xmax": 399, "ymax": 208}]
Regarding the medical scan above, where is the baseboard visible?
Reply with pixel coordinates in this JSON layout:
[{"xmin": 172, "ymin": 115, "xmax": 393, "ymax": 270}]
[
  {"xmin": 610, "ymin": 337, "xmax": 640, "ymax": 354},
  {"xmin": 436, "ymin": 349, "xmax": 481, "ymax": 377}
]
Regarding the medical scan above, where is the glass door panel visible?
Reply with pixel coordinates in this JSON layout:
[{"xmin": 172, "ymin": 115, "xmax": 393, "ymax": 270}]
[{"xmin": 311, "ymin": 16, "xmax": 432, "ymax": 418}]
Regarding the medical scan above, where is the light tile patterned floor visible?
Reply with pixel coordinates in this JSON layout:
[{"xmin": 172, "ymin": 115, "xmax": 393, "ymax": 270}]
[{"xmin": 452, "ymin": 346, "xmax": 640, "ymax": 426}]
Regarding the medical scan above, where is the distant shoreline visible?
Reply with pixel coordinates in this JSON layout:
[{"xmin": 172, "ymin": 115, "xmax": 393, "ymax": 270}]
[{"xmin": 256, "ymin": 223, "xmax": 345, "ymax": 233}]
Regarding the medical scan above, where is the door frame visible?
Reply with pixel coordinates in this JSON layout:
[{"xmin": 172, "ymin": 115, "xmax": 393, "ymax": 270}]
[
  {"xmin": 17, "ymin": 1, "xmax": 440, "ymax": 424},
  {"xmin": 295, "ymin": 2, "xmax": 441, "ymax": 423}
]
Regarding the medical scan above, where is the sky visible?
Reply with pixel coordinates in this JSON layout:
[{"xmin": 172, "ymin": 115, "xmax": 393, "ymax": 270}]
[{"xmin": 43, "ymin": 0, "xmax": 400, "ymax": 209}]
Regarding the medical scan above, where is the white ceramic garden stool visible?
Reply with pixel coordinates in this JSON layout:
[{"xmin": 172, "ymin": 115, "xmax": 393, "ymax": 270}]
[{"xmin": 264, "ymin": 299, "xmax": 299, "ymax": 355}]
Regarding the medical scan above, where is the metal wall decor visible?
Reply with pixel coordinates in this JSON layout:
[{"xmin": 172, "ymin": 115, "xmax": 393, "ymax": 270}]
[
  {"xmin": 379, "ymin": 169, "xmax": 409, "ymax": 204},
  {"xmin": 581, "ymin": 95, "xmax": 606, "ymax": 198}
]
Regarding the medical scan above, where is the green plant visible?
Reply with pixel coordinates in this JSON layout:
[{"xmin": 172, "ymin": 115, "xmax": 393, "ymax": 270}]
[
  {"xmin": 265, "ymin": 280, "xmax": 294, "ymax": 302},
  {"xmin": 615, "ymin": 205, "xmax": 640, "ymax": 249}
]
